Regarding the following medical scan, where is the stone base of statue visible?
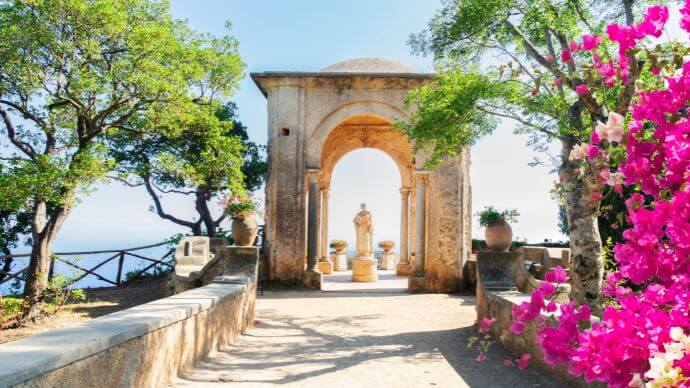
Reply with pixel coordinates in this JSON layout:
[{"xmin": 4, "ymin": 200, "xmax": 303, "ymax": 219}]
[
  {"xmin": 317, "ymin": 259, "xmax": 333, "ymax": 275},
  {"xmin": 352, "ymin": 257, "xmax": 378, "ymax": 282},
  {"xmin": 333, "ymin": 252, "xmax": 347, "ymax": 271},
  {"xmin": 396, "ymin": 261, "xmax": 414, "ymax": 276},
  {"xmin": 379, "ymin": 251, "xmax": 396, "ymax": 270}
]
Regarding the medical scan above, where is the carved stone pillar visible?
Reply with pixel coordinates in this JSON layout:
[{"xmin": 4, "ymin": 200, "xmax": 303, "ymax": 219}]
[
  {"xmin": 320, "ymin": 188, "xmax": 331, "ymax": 261},
  {"xmin": 413, "ymin": 172, "xmax": 429, "ymax": 276},
  {"xmin": 306, "ymin": 171, "xmax": 321, "ymax": 272},
  {"xmin": 399, "ymin": 187, "xmax": 411, "ymax": 263}
]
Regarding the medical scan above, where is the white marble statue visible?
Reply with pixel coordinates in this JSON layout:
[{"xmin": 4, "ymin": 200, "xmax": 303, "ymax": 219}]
[{"xmin": 353, "ymin": 203, "xmax": 374, "ymax": 258}]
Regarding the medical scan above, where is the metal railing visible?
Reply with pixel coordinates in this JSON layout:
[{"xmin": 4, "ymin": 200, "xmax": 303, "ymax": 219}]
[{"xmin": 0, "ymin": 242, "xmax": 174, "ymax": 292}]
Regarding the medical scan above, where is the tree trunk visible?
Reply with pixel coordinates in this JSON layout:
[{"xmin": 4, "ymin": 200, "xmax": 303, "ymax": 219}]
[
  {"xmin": 22, "ymin": 202, "xmax": 70, "ymax": 321},
  {"xmin": 0, "ymin": 246, "xmax": 12, "ymax": 283},
  {"xmin": 195, "ymin": 189, "xmax": 216, "ymax": 237},
  {"xmin": 559, "ymin": 140, "xmax": 604, "ymax": 310}
]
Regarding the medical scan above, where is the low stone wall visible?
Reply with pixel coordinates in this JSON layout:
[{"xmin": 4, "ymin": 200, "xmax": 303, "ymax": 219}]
[
  {"xmin": 0, "ymin": 247, "xmax": 259, "ymax": 388},
  {"xmin": 475, "ymin": 250, "xmax": 599, "ymax": 387}
]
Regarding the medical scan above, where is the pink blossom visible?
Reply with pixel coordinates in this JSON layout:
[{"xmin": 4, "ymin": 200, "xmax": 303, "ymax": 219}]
[
  {"xmin": 552, "ymin": 77, "xmax": 562, "ymax": 87},
  {"xmin": 476, "ymin": 354, "xmax": 486, "ymax": 362},
  {"xmin": 569, "ymin": 40, "xmax": 580, "ymax": 53},
  {"xmin": 510, "ymin": 321, "xmax": 526, "ymax": 334},
  {"xmin": 582, "ymin": 35, "xmax": 602, "ymax": 51},
  {"xmin": 546, "ymin": 54, "xmax": 554, "ymax": 62},
  {"xmin": 591, "ymin": 192, "xmax": 602, "ymax": 201},
  {"xmin": 503, "ymin": 359, "xmax": 513, "ymax": 367},
  {"xmin": 545, "ymin": 266, "xmax": 568, "ymax": 284},
  {"xmin": 517, "ymin": 354, "xmax": 531, "ymax": 370},
  {"xmin": 575, "ymin": 84, "xmax": 589, "ymax": 95},
  {"xmin": 586, "ymin": 144, "xmax": 600, "ymax": 159},
  {"xmin": 561, "ymin": 49, "xmax": 572, "ymax": 63},
  {"xmin": 479, "ymin": 317, "xmax": 495, "ymax": 333},
  {"xmin": 682, "ymin": 0, "xmax": 690, "ymax": 33}
]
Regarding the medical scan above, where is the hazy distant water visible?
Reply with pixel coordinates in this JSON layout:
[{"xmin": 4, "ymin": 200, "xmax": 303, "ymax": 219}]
[{"xmin": 1, "ymin": 242, "xmax": 173, "ymax": 295}]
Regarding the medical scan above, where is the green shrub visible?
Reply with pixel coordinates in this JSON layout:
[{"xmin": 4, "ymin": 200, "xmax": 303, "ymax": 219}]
[{"xmin": 476, "ymin": 206, "xmax": 519, "ymax": 227}]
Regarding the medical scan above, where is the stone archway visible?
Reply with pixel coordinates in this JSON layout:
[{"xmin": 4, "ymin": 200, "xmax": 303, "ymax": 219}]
[{"xmin": 251, "ymin": 57, "xmax": 472, "ymax": 292}]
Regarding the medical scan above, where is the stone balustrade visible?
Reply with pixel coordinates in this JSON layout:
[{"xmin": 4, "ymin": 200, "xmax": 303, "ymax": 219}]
[
  {"xmin": 474, "ymin": 250, "xmax": 601, "ymax": 387},
  {"xmin": 0, "ymin": 246, "xmax": 259, "ymax": 388}
]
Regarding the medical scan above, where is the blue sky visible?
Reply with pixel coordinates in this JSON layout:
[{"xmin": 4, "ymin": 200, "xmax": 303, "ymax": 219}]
[{"xmin": 50, "ymin": 0, "xmax": 565, "ymax": 252}]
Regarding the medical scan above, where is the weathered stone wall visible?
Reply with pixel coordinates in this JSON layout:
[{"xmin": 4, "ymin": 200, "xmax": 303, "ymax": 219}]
[
  {"xmin": 0, "ymin": 250, "xmax": 259, "ymax": 388},
  {"xmin": 475, "ymin": 250, "xmax": 600, "ymax": 387}
]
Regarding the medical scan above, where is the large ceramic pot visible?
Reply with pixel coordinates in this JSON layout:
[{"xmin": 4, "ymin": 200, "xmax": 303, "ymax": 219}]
[
  {"xmin": 484, "ymin": 218, "xmax": 513, "ymax": 251},
  {"xmin": 231, "ymin": 214, "xmax": 259, "ymax": 246}
]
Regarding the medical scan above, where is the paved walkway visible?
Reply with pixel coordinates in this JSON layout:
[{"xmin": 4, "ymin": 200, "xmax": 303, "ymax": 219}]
[{"xmin": 173, "ymin": 271, "xmax": 559, "ymax": 387}]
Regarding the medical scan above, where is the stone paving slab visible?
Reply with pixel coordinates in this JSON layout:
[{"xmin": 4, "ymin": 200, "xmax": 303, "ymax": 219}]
[{"xmin": 173, "ymin": 274, "xmax": 561, "ymax": 388}]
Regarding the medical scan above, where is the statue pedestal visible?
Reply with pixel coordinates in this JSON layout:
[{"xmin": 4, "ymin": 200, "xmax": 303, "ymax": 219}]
[
  {"xmin": 396, "ymin": 261, "xmax": 414, "ymax": 276},
  {"xmin": 352, "ymin": 257, "xmax": 378, "ymax": 282},
  {"xmin": 317, "ymin": 260, "xmax": 333, "ymax": 275},
  {"xmin": 379, "ymin": 251, "xmax": 396, "ymax": 270},
  {"xmin": 333, "ymin": 252, "xmax": 347, "ymax": 271}
]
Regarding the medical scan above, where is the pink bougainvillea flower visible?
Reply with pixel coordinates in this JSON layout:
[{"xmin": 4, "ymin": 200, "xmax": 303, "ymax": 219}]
[
  {"xmin": 575, "ymin": 84, "xmax": 589, "ymax": 95},
  {"xmin": 586, "ymin": 144, "xmax": 600, "ymax": 159},
  {"xmin": 552, "ymin": 77, "xmax": 562, "ymax": 87},
  {"xmin": 582, "ymin": 34, "xmax": 603, "ymax": 51},
  {"xmin": 569, "ymin": 40, "xmax": 580, "ymax": 52},
  {"xmin": 591, "ymin": 192, "xmax": 602, "ymax": 201},
  {"xmin": 682, "ymin": 0, "xmax": 690, "ymax": 33},
  {"xmin": 545, "ymin": 266, "xmax": 568, "ymax": 284},
  {"xmin": 546, "ymin": 54, "xmax": 554, "ymax": 62},
  {"xmin": 504, "ymin": 359, "xmax": 513, "ymax": 367},
  {"xmin": 636, "ymin": 5, "xmax": 669, "ymax": 38},
  {"xmin": 561, "ymin": 49, "xmax": 572, "ymax": 62},
  {"xmin": 479, "ymin": 317, "xmax": 496, "ymax": 333},
  {"xmin": 517, "ymin": 354, "xmax": 532, "ymax": 370},
  {"xmin": 476, "ymin": 354, "xmax": 486, "ymax": 362},
  {"xmin": 510, "ymin": 321, "xmax": 526, "ymax": 334}
]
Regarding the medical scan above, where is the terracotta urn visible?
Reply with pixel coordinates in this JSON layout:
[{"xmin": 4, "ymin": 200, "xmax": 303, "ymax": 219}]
[
  {"xmin": 484, "ymin": 218, "xmax": 513, "ymax": 251},
  {"xmin": 231, "ymin": 214, "xmax": 259, "ymax": 246}
]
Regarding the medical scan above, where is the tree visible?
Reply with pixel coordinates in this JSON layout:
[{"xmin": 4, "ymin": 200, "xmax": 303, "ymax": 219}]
[
  {"xmin": 111, "ymin": 101, "xmax": 264, "ymax": 238},
  {"xmin": 402, "ymin": 0, "xmax": 656, "ymax": 308},
  {"xmin": 0, "ymin": 0, "xmax": 243, "ymax": 320}
]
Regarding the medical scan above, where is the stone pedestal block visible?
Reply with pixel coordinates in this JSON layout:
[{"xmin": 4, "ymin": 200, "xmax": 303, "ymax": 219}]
[
  {"xmin": 302, "ymin": 270, "xmax": 322, "ymax": 290},
  {"xmin": 352, "ymin": 258, "xmax": 378, "ymax": 282},
  {"xmin": 317, "ymin": 261, "xmax": 333, "ymax": 275},
  {"xmin": 333, "ymin": 252, "xmax": 347, "ymax": 271},
  {"xmin": 379, "ymin": 252, "xmax": 396, "ymax": 270},
  {"xmin": 395, "ymin": 262, "xmax": 413, "ymax": 276}
]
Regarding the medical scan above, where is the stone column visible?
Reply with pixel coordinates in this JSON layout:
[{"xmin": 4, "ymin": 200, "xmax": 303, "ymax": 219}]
[
  {"xmin": 413, "ymin": 172, "xmax": 429, "ymax": 276},
  {"xmin": 399, "ymin": 187, "xmax": 411, "ymax": 263},
  {"xmin": 306, "ymin": 171, "xmax": 321, "ymax": 272},
  {"xmin": 320, "ymin": 188, "xmax": 331, "ymax": 261}
]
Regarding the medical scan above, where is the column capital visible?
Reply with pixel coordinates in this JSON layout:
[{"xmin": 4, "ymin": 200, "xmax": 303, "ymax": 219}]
[
  {"xmin": 413, "ymin": 170, "xmax": 430, "ymax": 184},
  {"xmin": 305, "ymin": 168, "xmax": 322, "ymax": 184},
  {"xmin": 400, "ymin": 187, "xmax": 412, "ymax": 195},
  {"xmin": 320, "ymin": 187, "xmax": 332, "ymax": 197}
]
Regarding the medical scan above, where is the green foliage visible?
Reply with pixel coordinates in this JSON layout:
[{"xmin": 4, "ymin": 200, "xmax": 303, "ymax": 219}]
[
  {"xmin": 397, "ymin": 69, "xmax": 503, "ymax": 166},
  {"xmin": 224, "ymin": 196, "xmax": 262, "ymax": 218},
  {"xmin": 476, "ymin": 206, "xmax": 519, "ymax": 227},
  {"xmin": 0, "ymin": 295, "xmax": 24, "ymax": 326},
  {"xmin": 403, "ymin": 0, "xmax": 655, "ymax": 165},
  {"xmin": 41, "ymin": 272, "xmax": 86, "ymax": 314}
]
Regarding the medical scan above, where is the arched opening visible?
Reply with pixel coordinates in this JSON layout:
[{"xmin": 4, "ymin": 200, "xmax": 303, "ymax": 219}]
[{"xmin": 316, "ymin": 115, "xmax": 415, "ymax": 291}]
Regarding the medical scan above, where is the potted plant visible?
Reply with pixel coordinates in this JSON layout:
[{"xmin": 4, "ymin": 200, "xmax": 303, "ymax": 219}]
[
  {"xmin": 329, "ymin": 240, "xmax": 348, "ymax": 253},
  {"xmin": 477, "ymin": 206, "xmax": 519, "ymax": 251},
  {"xmin": 378, "ymin": 240, "xmax": 395, "ymax": 252},
  {"xmin": 223, "ymin": 196, "xmax": 262, "ymax": 246}
]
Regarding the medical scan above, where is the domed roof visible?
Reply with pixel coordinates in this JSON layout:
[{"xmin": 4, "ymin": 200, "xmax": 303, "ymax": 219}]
[{"xmin": 321, "ymin": 57, "xmax": 417, "ymax": 73}]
